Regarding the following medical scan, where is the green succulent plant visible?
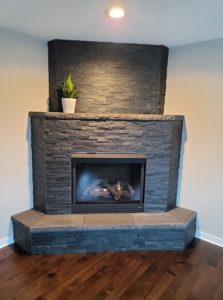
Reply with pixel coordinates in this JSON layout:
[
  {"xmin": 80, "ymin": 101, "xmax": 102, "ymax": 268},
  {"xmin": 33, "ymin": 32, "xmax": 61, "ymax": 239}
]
[{"xmin": 59, "ymin": 73, "xmax": 79, "ymax": 98}]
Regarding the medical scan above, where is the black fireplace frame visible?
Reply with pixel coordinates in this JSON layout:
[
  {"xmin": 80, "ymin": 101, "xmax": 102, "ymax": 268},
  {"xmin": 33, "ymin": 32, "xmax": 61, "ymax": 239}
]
[{"xmin": 71, "ymin": 153, "xmax": 146, "ymax": 213}]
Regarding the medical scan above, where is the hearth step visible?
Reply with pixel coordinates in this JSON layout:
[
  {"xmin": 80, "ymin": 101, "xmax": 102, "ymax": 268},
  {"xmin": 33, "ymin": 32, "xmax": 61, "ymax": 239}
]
[{"xmin": 12, "ymin": 207, "xmax": 196, "ymax": 255}]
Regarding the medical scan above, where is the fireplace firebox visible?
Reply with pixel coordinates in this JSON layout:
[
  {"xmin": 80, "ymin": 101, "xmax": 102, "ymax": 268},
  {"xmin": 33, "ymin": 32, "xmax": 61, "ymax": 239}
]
[{"xmin": 72, "ymin": 153, "xmax": 146, "ymax": 213}]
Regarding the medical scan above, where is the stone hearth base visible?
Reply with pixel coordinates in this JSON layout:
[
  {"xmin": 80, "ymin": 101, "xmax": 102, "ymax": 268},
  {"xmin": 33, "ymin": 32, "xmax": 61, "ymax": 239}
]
[{"xmin": 12, "ymin": 207, "xmax": 196, "ymax": 255}]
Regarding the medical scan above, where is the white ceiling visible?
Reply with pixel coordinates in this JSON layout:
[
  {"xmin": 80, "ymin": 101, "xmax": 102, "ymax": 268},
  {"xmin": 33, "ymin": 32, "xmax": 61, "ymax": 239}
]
[{"xmin": 0, "ymin": 0, "xmax": 223, "ymax": 47}]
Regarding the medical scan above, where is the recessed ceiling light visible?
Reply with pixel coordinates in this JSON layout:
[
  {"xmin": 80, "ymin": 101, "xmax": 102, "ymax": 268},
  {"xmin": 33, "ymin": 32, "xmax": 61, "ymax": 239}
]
[{"xmin": 106, "ymin": 7, "xmax": 126, "ymax": 18}]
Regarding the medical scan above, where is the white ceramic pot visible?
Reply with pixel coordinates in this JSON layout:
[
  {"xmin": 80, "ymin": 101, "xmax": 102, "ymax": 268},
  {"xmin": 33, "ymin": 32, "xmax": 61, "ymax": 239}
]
[{"xmin": 62, "ymin": 98, "xmax": 77, "ymax": 113}]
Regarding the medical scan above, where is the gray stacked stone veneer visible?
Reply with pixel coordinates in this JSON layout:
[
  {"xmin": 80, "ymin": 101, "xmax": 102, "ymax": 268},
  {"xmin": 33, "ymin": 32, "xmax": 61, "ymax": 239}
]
[
  {"xmin": 30, "ymin": 112, "xmax": 183, "ymax": 215},
  {"xmin": 12, "ymin": 207, "xmax": 196, "ymax": 254},
  {"xmin": 48, "ymin": 40, "xmax": 168, "ymax": 114}
]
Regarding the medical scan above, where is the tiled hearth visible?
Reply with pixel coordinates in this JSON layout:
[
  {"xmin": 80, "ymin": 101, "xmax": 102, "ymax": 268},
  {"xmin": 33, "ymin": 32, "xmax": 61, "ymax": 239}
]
[
  {"xmin": 12, "ymin": 112, "xmax": 196, "ymax": 254},
  {"xmin": 12, "ymin": 208, "xmax": 196, "ymax": 254}
]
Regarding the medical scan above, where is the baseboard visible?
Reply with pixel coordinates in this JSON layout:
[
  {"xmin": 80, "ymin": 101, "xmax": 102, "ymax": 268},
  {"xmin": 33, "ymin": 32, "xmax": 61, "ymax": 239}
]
[
  {"xmin": 0, "ymin": 236, "xmax": 14, "ymax": 249},
  {"xmin": 196, "ymin": 231, "xmax": 223, "ymax": 247}
]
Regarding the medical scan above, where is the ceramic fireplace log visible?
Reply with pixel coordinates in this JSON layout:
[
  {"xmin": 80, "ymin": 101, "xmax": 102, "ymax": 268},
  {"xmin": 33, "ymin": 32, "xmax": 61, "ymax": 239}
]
[
  {"xmin": 104, "ymin": 183, "xmax": 134, "ymax": 201},
  {"xmin": 104, "ymin": 183, "xmax": 121, "ymax": 201}
]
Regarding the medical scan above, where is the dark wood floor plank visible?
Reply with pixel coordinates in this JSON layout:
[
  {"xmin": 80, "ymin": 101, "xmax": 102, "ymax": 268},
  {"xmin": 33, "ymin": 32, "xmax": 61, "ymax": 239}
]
[
  {"xmin": 101, "ymin": 251, "xmax": 161, "ymax": 300},
  {"xmin": 19, "ymin": 252, "xmax": 109, "ymax": 300},
  {"xmin": 117, "ymin": 252, "xmax": 176, "ymax": 299},
  {"xmin": 212, "ymin": 279, "xmax": 223, "ymax": 300},
  {"xmin": 162, "ymin": 258, "xmax": 198, "ymax": 299},
  {"xmin": 0, "ymin": 254, "xmax": 63, "ymax": 298},
  {"xmin": 187, "ymin": 264, "xmax": 217, "ymax": 300},
  {"xmin": 55, "ymin": 252, "xmax": 123, "ymax": 300},
  {"xmin": 14, "ymin": 254, "xmax": 84, "ymax": 299},
  {"xmin": 68, "ymin": 253, "xmax": 132, "ymax": 300},
  {"xmin": 0, "ymin": 239, "xmax": 222, "ymax": 300},
  {"xmin": 210, "ymin": 256, "xmax": 223, "ymax": 287},
  {"xmin": 144, "ymin": 271, "xmax": 175, "ymax": 299}
]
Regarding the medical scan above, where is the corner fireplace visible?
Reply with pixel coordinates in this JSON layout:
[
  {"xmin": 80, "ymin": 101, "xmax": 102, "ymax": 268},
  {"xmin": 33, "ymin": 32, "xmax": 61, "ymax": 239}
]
[{"xmin": 72, "ymin": 153, "xmax": 146, "ymax": 213}]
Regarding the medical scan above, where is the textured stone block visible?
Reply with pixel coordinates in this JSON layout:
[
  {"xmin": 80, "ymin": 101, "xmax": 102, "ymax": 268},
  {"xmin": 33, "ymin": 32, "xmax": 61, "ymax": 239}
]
[
  {"xmin": 12, "ymin": 207, "xmax": 196, "ymax": 254},
  {"xmin": 48, "ymin": 40, "xmax": 168, "ymax": 114},
  {"xmin": 30, "ymin": 112, "xmax": 183, "ymax": 214}
]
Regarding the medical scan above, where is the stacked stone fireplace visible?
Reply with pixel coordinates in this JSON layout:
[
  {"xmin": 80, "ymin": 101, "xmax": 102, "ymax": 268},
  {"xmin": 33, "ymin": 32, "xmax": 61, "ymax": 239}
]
[
  {"xmin": 31, "ymin": 112, "xmax": 183, "ymax": 215},
  {"xmin": 12, "ymin": 40, "xmax": 196, "ymax": 254}
]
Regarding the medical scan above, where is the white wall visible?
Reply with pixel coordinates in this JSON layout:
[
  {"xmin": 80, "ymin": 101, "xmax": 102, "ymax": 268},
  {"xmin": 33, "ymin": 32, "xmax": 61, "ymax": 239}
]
[
  {"xmin": 0, "ymin": 27, "xmax": 48, "ymax": 247},
  {"xmin": 165, "ymin": 39, "xmax": 223, "ymax": 246}
]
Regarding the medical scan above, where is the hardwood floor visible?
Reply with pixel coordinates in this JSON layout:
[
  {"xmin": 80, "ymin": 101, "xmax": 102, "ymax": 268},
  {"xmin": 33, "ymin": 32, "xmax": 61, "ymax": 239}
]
[{"xmin": 0, "ymin": 239, "xmax": 223, "ymax": 300}]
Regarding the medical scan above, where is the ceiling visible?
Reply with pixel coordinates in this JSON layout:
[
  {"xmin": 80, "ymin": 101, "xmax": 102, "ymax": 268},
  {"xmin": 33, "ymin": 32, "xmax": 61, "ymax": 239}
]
[{"xmin": 0, "ymin": 0, "xmax": 223, "ymax": 47}]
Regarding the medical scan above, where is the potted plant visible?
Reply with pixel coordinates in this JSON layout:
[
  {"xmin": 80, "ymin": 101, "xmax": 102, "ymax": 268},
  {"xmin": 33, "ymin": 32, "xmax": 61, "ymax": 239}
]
[{"xmin": 58, "ymin": 73, "xmax": 79, "ymax": 113}]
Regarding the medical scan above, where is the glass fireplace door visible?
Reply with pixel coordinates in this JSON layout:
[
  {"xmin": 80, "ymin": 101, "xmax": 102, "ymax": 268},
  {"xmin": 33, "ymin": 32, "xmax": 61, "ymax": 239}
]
[{"xmin": 72, "ymin": 153, "xmax": 146, "ymax": 213}]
